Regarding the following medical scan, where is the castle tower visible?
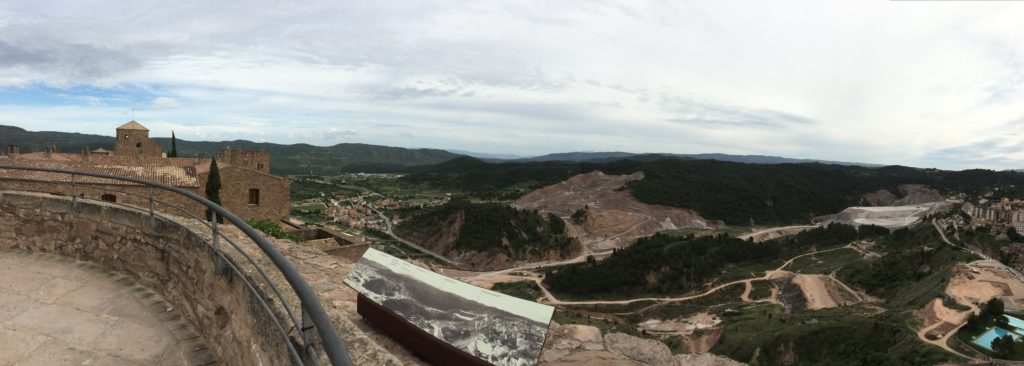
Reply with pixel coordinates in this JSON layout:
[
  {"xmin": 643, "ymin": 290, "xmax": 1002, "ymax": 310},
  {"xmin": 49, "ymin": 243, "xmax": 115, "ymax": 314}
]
[
  {"xmin": 114, "ymin": 121, "xmax": 164, "ymax": 157},
  {"xmin": 216, "ymin": 148, "xmax": 271, "ymax": 173}
]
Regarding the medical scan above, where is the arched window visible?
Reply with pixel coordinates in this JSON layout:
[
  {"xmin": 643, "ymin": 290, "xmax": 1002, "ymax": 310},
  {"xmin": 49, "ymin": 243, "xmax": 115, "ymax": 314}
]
[
  {"xmin": 101, "ymin": 194, "xmax": 116, "ymax": 203},
  {"xmin": 248, "ymin": 189, "xmax": 260, "ymax": 205}
]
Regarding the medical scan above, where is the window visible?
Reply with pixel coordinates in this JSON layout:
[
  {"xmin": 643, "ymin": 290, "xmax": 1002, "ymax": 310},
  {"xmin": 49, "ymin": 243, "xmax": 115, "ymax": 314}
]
[
  {"xmin": 248, "ymin": 189, "xmax": 260, "ymax": 205},
  {"xmin": 257, "ymin": 163, "xmax": 264, "ymax": 170},
  {"xmin": 101, "ymin": 194, "xmax": 116, "ymax": 203},
  {"xmin": 136, "ymin": 142, "xmax": 142, "ymax": 148}
]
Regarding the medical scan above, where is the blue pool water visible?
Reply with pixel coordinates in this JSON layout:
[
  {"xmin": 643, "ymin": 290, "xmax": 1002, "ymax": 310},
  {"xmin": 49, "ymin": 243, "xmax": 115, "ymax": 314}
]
[
  {"xmin": 1005, "ymin": 315, "xmax": 1024, "ymax": 331},
  {"xmin": 974, "ymin": 327, "xmax": 1022, "ymax": 351}
]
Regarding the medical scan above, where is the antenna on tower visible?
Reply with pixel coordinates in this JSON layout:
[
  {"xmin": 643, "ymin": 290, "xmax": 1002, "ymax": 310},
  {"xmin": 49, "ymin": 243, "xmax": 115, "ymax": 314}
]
[{"xmin": 131, "ymin": 105, "xmax": 135, "ymax": 121}]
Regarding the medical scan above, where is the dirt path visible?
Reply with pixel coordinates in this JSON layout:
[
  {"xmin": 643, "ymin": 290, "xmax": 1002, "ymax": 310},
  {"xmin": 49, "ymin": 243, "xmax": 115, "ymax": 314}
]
[
  {"xmin": 792, "ymin": 275, "xmax": 838, "ymax": 310},
  {"xmin": 915, "ymin": 320, "xmax": 979, "ymax": 363},
  {"xmin": 740, "ymin": 280, "xmax": 753, "ymax": 302},
  {"xmin": 535, "ymin": 244, "xmax": 859, "ymax": 306},
  {"xmin": 739, "ymin": 225, "xmax": 818, "ymax": 242},
  {"xmin": 828, "ymin": 270, "xmax": 864, "ymax": 302},
  {"xmin": 771, "ymin": 245, "xmax": 854, "ymax": 276}
]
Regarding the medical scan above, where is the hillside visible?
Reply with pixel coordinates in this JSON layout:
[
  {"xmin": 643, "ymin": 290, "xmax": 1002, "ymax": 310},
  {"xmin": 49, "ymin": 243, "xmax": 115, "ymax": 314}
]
[
  {"xmin": 512, "ymin": 171, "xmax": 713, "ymax": 251},
  {"xmin": 0, "ymin": 125, "xmax": 460, "ymax": 175},
  {"xmin": 394, "ymin": 200, "xmax": 581, "ymax": 270},
  {"xmin": 404, "ymin": 157, "xmax": 1024, "ymax": 226},
  {"xmin": 0, "ymin": 125, "xmax": 114, "ymax": 152},
  {"xmin": 543, "ymin": 224, "xmax": 868, "ymax": 299},
  {"xmin": 516, "ymin": 151, "xmax": 882, "ymax": 167}
]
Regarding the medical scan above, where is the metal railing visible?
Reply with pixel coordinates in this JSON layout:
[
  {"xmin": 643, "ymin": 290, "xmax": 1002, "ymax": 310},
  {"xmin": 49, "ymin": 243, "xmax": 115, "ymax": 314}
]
[{"xmin": 0, "ymin": 164, "xmax": 354, "ymax": 366}]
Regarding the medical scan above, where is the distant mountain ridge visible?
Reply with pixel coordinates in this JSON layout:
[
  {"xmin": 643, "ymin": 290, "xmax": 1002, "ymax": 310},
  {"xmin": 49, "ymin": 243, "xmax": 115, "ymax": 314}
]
[
  {"xmin": 0, "ymin": 125, "xmax": 460, "ymax": 175},
  {"xmin": 2, "ymin": 124, "xmax": 886, "ymax": 176},
  {"xmin": 515, "ymin": 151, "xmax": 882, "ymax": 167}
]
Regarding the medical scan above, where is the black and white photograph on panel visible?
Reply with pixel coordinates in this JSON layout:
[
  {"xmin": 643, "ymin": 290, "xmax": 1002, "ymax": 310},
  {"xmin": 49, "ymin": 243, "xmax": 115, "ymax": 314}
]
[{"xmin": 344, "ymin": 248, "xmax": 555, "ymax": 366}]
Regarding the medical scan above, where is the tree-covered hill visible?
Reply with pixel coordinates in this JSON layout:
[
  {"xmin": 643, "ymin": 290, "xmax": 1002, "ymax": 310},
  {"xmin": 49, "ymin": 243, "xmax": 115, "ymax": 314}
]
[
  {"xmin": 394, "ymin": 199, "xmax": 580, "ymax": 270},
  {"xmin": 0, "ymin": 125, "xmax": 460, "ymax": 175},
  {"xmin": 543, "ymin": 223, "xmax": 871, "ymax": 299},
  {"xmin": 403, "ymin": 157, "xmax": 1024, "ymax": 225},
  {"xmin": 516, "ymin": 151, "xmax": 881, "ymax": 166}
]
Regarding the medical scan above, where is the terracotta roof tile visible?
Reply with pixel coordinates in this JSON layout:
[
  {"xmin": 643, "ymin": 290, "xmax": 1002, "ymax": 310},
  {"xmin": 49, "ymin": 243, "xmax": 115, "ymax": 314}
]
[{"xmin": 0, "ymin": 159, "xmax": 200, "ymax": 187}]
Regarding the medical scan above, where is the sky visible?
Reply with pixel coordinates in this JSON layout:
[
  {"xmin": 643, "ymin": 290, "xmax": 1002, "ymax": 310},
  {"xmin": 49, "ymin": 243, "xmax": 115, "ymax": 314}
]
[{"xmin": 0, "ymin": 1, "xmax": 1023, "ymax": 170}]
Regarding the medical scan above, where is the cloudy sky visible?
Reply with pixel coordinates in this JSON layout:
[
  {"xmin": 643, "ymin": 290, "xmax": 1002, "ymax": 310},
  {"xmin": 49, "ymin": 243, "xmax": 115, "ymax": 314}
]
[{"xmin": 1, "ymin": 1, "xmax": 1022, "ymax": 169}]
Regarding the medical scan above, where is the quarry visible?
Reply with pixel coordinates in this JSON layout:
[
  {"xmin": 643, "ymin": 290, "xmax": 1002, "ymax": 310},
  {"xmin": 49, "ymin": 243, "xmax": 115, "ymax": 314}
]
[{"xmin": 822, "ymin": 202, "xmax": 951, "ymax": 229}]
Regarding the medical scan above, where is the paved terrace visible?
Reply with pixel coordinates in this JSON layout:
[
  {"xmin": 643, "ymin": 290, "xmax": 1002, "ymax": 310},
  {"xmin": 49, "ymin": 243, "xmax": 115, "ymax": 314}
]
[{"xmin": 0, "ymin": 250, "xmax": 213, "ymax": 366}]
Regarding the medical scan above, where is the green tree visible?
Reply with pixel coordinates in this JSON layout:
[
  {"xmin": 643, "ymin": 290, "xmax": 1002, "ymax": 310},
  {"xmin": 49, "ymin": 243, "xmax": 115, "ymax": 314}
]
[
  {"xmin": 966, "ymin": 314, "xmax": 981, "ymax": 332},
  {"xmin": 169, "ymin": 130, "xmax": 178, "ymax": 158},
  {"xmin": 992, "ymin": 334, "xmax": 1017, "ymax": 358},
  {"xmin": 1010, "ymin": 227, "xmax": 1024, "ymax": 242},
  {"xmin": 205, "ymin": 158, "xmax": 223, "ymax": 223},
  {"xmin": 571, "ymin": 207, "xmax": 588, "ymax": 224},
  {"xmin": 986, "ymin": 298, "xmax": 1006, "ymax": 318}
]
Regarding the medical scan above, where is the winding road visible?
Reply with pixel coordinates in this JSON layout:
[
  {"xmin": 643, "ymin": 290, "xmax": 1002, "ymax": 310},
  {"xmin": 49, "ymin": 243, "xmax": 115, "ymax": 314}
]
[{"xmin": 522, "ymin": 244, "xmax": 859, "ymax": 306}]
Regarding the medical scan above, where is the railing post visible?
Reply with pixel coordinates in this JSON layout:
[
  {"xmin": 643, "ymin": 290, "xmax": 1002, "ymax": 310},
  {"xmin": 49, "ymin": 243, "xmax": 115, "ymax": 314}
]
[
  {"xmin": 148, "ymin": 186, "xmax": 155, "ymax": 218},
  {"xmin": 301, "ymin": 303, "xmax": 320, "ymax": 366},
  {"xmin": 212, "ymin": 211, "xmax": 223, "ymax": 274},
  {"xmin": 71, "ymin": 174, "xmax": 78, "ymax": 210}
]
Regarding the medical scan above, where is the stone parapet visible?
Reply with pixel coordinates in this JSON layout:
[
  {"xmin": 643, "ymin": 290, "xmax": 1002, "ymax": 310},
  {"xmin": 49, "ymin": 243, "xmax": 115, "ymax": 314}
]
[{"xmin": 0, "ymin": 191, "xmax": 401, "ymax": 366}]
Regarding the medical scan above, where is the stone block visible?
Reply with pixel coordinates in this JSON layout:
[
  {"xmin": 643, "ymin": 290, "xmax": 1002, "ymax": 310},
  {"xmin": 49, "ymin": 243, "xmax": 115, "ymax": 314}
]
[{"xmin": 0, "ymin": 193, "xmax": 40, "ymax": 207}]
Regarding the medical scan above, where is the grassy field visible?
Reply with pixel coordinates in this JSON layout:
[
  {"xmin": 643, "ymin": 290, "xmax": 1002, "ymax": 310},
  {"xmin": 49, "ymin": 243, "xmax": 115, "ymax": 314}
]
[
  {"xmin": 491, "ymin": 281, "xmax": 542, "ymax": 301},
  {"xmin": 661, "ymin": 225, "xmax": 771, "ymax": 239},
  {"xmin": 716, "ymin": 260, "xmax": 786, "ymax": 284},
  {"xmin": 562, "ymin": 301, "xmax": 659, "ymax": 315},
  {"xmin": 748, "ymin": 280, "xmax": 773, "ymax": 300},
  {"xmin": 638, "ymin": 283, "xmax": 746, "ymax": 320},
  {"xmin": 786, "ymin": 248, "xmax": 862, "ymax": 274},
  {"xmin": 552, "ymin": 310, "xmax": 639, "ymax": 336},
  {"xmin": 713, "ymin": 305, "xmax": 953, "ymax": 365}
]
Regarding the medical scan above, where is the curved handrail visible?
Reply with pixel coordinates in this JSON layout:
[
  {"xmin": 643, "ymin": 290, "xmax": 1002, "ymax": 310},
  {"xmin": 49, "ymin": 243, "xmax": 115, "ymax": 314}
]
[{"xmin": 0, "ymin": 164, "xmax": 353, "ymax": 366}]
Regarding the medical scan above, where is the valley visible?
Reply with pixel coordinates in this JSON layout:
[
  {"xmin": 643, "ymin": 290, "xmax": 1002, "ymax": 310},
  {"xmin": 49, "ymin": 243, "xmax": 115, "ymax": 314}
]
[{"xmin": 287, "ymin": 157, "xmax": 1024, "ymax": 365}]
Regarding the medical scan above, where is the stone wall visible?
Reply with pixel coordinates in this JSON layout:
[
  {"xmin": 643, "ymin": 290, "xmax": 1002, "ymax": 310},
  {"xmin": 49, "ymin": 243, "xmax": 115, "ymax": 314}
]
[
  {"xmin": 0, "ymin": 191, "xmax": 401, "ymax": 366},
  {"xmin": 217, "ymin": 149, "xmax": 271, "ymax": 174},
  {"xmin": 0, "ymin": 179, "xmax": 206, "ymax": 219},
  {"xmin": 114, "ymin": 129, "xmax": 164, "ymax": 157},
  {"xmin": 198, "ymin": 165, "xmax": 291, "ymax": 222}
]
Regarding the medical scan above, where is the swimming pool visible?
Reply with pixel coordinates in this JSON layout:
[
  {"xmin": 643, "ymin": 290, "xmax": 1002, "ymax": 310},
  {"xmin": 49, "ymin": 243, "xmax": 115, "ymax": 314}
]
[
  {"xmin": 1005, "ymin": 315, "xmax": 1024, "ymax": 331},
  {"xmin": 974, "ymin": 327, "xmax": 1022, "ymax": 351}
]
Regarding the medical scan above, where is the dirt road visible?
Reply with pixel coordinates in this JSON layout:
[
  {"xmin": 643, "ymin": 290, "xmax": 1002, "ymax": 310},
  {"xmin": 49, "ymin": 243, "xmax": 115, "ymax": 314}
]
[
  {"xmin": 739, "ymin": 225, "xmax": 818, "ymax": 242},
  {"xmin": 530, "ymin": 244, "xmax": 858, "ymax": 306}
]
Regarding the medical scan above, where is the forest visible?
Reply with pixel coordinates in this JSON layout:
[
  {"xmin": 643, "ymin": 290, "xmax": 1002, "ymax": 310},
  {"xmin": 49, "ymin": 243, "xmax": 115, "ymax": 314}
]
[
  {"xmin": 838, "ymin": 226, "xmax": 978, "ymax": 308},
  {"xmin": 395, "ymin": 199, "xmax": 578, "ymax": 261},
  {"xmin": 543, "ymin": 223, "xmax": 879, "ymax": 299},
  {"xmin": 403, "ymin": 157, "xmax": 1024, "ymax": 225}
]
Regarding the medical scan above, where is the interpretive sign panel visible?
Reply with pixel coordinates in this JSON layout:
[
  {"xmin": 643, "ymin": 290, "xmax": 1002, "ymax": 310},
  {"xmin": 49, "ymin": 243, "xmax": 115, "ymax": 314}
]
[{"xmin": 344, "ymin": 248, "xmax": 555, "ymax": 366}]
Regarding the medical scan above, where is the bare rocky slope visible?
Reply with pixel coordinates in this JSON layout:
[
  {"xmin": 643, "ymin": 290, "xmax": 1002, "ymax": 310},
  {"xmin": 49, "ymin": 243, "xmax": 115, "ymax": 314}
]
[
  {"xmin": 540, "ymin": 322, "xmax": 745, "ymax": 366},
  {"xmin": 861, "ymin": 184, "xmax": 944, "ymax": 206},
  {"xmin": 513, "ymin": 171, "xmax": 716, "ymax": 252}
]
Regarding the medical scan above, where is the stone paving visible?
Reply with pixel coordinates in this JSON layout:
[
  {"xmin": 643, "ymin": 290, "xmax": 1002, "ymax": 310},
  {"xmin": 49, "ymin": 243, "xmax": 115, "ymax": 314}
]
[{"xmin": 0, "ymin": 249, "xmax": 210, "ymax": 366}]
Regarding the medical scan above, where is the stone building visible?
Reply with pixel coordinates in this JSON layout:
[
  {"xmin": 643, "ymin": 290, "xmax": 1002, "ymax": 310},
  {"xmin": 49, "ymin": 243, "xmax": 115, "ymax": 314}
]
[
  {"xmin": 0, "ymin": 121, "xmax": 291, "ymax": 222},
  {"xmin": 114, "ymin": 121, "xmax": 166, "ymax": 157}
]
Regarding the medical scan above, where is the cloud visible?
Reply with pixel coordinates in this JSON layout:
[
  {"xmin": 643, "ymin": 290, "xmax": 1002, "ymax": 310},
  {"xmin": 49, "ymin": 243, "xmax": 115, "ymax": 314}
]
[
  {"xmin": 150, "ymin": 96, "xmax": 179, "ymax": 108},
  {"xmin": 324, "ymin": 127, "xmax": 358, "ymax": 142},
  {"xmin": 1, "ymin": 1, "xmax": 1024, "ymax": 168},
  {"xmin": 662, "ymin": 97, "xmax": 816, "ymax": 129}
]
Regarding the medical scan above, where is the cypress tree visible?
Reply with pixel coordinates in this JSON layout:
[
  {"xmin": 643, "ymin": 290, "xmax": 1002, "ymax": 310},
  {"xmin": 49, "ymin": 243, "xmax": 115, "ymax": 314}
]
[
  {"xmin": 169, "ymin": 130, "xmax": 178, "ymax": 157},
  {"xmin": 205, "ymin": 158, "xmax": 223, "ymax": 223}
]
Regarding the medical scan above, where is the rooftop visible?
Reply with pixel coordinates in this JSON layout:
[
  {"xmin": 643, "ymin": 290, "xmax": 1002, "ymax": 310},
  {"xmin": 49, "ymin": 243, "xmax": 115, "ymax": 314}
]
[
  {"xmin": 116, "ymin": 121, "xmax": 149, "ymax": 131},
  {"xmin": 1, "ymin": 155, "xmax": 205, "ymax": 187}
]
